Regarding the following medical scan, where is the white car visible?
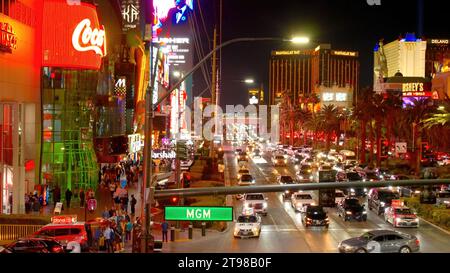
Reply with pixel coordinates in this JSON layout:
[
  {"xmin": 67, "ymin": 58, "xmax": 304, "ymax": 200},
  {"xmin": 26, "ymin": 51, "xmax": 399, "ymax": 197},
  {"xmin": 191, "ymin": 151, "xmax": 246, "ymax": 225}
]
[
  {"xmin": 436, "ymin": 191, "xmax": 450, "ymax": 208},
  {"xmin": 291, "ymin": 192, "xmax": 315, "ymax": 212},
  {"xmin": 243, "ymin": 193, "xmax": 268, "ymax": 216},
  {"xmin": 335, "ymin": 190, "xmax": 346, "ymax": 205},
  {"xmin": 233, "ymin": 213, "xmax": 262, "ymax": 238},
  {"xmin": 384, "ymin": 206, "xmax": 419, "ymax": 228}
]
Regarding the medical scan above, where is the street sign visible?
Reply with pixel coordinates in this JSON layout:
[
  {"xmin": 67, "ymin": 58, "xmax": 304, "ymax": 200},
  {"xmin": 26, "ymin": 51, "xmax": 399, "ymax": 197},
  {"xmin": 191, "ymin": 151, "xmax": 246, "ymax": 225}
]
[
  {"xmin": 395, "ymin": 142, "xmax": 407, "ymax": 154},
  {"xmin": 176, "ymin": 140, "xmax": 188, "ymax": 161},
  {"xmin": 164, "ymin": 206, "xmax": 233, "ymax": 221},
  {"xmin": 54, "ymin": 202, "xmax": 63, "ymax": 214}
]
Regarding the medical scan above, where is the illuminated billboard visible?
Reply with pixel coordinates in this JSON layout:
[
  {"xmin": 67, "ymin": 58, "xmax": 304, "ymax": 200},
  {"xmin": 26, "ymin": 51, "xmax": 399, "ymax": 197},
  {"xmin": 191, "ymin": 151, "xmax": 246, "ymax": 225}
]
[
  {"xmin": 152, "ymin": 0, "xmax": 194, "ymax": 39},
  {"xmin": 120, "ymin": 0, "xmax": 140, "ymax": 31}
]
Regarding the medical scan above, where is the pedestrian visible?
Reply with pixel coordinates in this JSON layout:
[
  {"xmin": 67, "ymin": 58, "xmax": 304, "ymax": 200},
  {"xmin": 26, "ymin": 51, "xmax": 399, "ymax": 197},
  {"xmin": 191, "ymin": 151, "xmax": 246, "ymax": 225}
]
[
  {"xmin": 53, "ymin": 185, "xmax": 61, "ymax": 208},
  {"xmin": 94, "ymin": 227, "xmax": 102, "ymax": 251},
  {"xmin": 108, "ymin": 206, "xmax": 116, "ymax": 218},
  {"xmin": 97, "ymin": 206, "xmax": 107, "ymax": 219},
  {"xmin": 65, "ymin": 188, "xmax": 72, "ymax": 209},
  {"xmin": 130, "ymin": 194, "xmax": 137, "ymax": 215},
  {"xmin": 161, "ymin": 220, "xmax": 169, "ymax": 242},
  {"xmin": 79, "ymin": 188, "xmax": 85, "ymax": 208},
  {"xmin": 125, "ymin": 219, "xmax": 133, "ymax": 242},
  {"xmin": 109, "ymin": 181, "xmax": 116, "ymax": 198},
  {"xmin": 124, "ymin": 211, "xmax": 131, "ymax": 222},
  {"xmin": 104, "ymin": 225, "xmax": 114, "ymax": 253}
]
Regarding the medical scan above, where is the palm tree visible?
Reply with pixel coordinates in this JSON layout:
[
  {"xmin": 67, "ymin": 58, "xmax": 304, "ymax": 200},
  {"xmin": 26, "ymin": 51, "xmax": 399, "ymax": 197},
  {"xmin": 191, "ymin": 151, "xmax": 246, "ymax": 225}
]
[
  {"xmin": 404, "ymin": 98, "xmax": 434, "ymax": 173},
  {"xmin": 318, "ymin": 104, "xmax": 341, "ymax": 151},
  {"xmin": 353, "ymin": 90, "xmax": 374, "ymax": 164},
  {"xmin": 304, "ymin": 114, "xmax": 324, "ymax": 149},
  {"xmin": 296, "ymin": 108, "xmax": 312, "ymax": 145},
  {"xmin": 371, "ymin": 93, "xmax": 386, "ymax": 167}
]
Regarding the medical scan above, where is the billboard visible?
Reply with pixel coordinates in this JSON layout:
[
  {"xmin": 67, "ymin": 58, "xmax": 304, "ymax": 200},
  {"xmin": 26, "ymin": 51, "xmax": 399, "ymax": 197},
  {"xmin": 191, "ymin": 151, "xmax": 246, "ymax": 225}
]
[
  {"xmin": 42, "ymin": 0, "xmax": 106, "ymax": 70},
  {"xmin": 152, "ymin": 0, "xmax": 194, "ymax": 39},
  {"xmin": 120, "ymin": 0, "xmax": 140, "ymax": 31}
]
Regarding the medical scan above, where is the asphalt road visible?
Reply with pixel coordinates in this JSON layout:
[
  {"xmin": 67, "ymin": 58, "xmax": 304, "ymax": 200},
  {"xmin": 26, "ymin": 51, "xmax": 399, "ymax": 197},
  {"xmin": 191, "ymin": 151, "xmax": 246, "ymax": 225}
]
[{"xmin": 164, "ymin": 145, "xmax": 450, "ymax": 253}]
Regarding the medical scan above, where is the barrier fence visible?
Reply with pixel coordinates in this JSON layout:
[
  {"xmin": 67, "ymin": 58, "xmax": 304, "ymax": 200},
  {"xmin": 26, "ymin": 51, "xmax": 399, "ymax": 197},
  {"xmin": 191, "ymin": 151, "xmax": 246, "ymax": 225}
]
[{"xmin": 0, "ymin": 224, "xmax": 43, "ymax": 242}]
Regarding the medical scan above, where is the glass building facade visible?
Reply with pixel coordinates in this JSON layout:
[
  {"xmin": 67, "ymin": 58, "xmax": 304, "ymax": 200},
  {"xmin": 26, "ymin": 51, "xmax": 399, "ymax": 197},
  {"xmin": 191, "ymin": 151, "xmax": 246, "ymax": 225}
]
[{"xmin": 40, "ymin": 67, "xmax": 99, "ymax": 194}]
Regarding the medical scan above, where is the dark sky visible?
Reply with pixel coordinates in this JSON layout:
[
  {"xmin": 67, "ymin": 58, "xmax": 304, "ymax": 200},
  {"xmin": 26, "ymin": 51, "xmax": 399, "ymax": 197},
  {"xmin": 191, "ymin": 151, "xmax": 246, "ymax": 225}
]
[{"xmin": 192, "ymin": 0, "xmax": 449, "ymax": 107}]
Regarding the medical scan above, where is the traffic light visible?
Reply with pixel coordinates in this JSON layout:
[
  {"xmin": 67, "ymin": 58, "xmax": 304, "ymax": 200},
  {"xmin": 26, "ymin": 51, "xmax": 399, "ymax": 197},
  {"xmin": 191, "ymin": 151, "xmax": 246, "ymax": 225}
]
[
  {"xmin": 381, "ymin": 139, "xmax": 389, "ymax": 157},
  {"xmin": 421, "ymin": 142, "xmax": 430, "ymax": 156},
  {"xmin": 176, "ymin": 140, "xmax": 188, "ymax": 161},
  {"xmin": 171, "ymin": 196, "xmax": 178, "ymax": 204}
]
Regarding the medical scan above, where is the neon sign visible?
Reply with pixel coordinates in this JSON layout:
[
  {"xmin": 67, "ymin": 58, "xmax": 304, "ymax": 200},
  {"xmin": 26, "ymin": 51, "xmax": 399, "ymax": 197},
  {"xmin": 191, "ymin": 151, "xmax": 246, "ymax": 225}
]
[
  {"xmin": 72, "ymin": 19, "xmax": 106, "ymax": 56},
  {"xmin": 0, "ymin": 22, "xmax": 17, "ymax": 53}
]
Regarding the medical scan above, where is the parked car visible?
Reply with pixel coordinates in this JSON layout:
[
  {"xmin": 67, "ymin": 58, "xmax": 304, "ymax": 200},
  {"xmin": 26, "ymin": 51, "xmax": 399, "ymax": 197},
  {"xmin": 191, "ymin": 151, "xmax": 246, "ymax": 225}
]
[
  {"xmin": 338, "ymin": 230, "xmax": 420, "ymax": 253},
  {"xmin": 291, "ymin": 191, "xmax": 315, "ymax": 212},
  {"xmin": 0, "ymin": 237, "xmax": 65, "ymax": 253},
  {"xmin": 337, "ymin": 197, "xmax": 367, "ymax": 222},
  {"xmin": 301, "ymin": 205, "xmax": 329, "ymax": 228},
  {"xmin": 368, "ymin": 188, "xmax": 400, "ymax": 215}
]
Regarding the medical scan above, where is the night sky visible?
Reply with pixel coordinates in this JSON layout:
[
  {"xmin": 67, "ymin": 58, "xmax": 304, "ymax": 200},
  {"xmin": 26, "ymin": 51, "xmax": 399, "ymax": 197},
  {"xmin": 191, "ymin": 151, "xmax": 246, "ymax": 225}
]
[{"xmin": 193, "ymin": 0, "xmax": 449, "ymax": 107}]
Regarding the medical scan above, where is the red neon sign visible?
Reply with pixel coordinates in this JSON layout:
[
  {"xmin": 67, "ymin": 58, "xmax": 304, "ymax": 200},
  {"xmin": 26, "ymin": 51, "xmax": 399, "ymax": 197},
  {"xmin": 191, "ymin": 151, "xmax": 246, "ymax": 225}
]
[
  {"xmin": 42, "ymin": 0, "xmax": 106, "ymax": 70},
  {"xmin": 51, "ymin": 215, "xmax": 77, "ymax": 224}
]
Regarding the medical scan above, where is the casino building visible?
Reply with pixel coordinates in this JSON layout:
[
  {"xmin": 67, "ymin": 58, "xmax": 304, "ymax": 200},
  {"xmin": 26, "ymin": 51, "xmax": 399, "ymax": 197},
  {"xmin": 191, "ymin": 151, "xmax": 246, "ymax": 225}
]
[{"xmin": 0, "ymin": 0, "xmax": 118, "ymax": 214}]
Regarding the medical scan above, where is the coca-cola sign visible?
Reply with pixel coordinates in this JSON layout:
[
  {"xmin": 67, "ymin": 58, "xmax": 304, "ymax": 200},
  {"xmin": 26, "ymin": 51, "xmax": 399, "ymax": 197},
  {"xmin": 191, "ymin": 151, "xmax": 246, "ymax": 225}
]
[
  {"xmin": 42, "ymin": 0, "xmax": 106, "ymax": 70},
  {"xmin": 72, "ymin": 19, "xmax": 106, "ymax": 56}
]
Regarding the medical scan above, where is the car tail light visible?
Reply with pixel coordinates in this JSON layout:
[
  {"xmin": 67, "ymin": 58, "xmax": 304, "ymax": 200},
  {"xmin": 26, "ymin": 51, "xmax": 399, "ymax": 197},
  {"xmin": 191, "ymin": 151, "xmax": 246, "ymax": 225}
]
[
  {"xmin": 415, "ymin": 239, "xmax": 420, "ymax": 246},
  {"xmin": 51, "ymin": 245, "xmax": 63, "ymax": 253}
]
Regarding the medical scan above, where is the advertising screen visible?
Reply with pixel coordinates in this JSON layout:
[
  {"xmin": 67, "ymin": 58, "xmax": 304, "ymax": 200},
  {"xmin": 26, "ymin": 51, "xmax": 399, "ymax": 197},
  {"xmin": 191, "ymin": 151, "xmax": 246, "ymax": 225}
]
[{"xmin": 152, "ymin": 0, "xmax": 194, "ymax": 39}]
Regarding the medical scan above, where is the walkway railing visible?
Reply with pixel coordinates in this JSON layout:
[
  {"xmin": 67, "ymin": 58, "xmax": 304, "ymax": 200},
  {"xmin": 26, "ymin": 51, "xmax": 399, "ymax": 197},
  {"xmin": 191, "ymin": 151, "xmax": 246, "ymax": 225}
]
[{"xmin": 0, "ymin": 224, "xmax": 43, "ymax": 242}]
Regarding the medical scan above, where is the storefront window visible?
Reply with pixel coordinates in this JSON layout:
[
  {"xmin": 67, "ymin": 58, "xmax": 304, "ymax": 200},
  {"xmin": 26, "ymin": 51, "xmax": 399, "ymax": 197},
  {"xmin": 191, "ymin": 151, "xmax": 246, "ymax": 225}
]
[
  {"xmin": 41, "ymin": 68, "xmax": 99, "ymax": 195},
  {"xmin": 0, "ymin": 103, "xmax": 14, "ymax": 214}
]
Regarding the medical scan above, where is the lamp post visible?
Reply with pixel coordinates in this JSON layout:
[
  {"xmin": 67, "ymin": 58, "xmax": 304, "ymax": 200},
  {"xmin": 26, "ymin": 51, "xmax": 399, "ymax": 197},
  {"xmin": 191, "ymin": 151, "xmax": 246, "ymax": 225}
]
[{"xmin": 141, "ymin": 36, "xmax": 309, "ymax": 252}]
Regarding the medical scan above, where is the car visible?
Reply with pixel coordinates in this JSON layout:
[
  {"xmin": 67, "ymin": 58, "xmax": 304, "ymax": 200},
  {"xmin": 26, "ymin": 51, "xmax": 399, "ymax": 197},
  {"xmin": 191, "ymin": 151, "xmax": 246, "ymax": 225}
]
[
  {"xmin": 238, "ymin": 174, "xmax": 255, "ymax": 186},
  {"xmin": 337, "ymin": 197, "xmax": 367, "ymax": 222},
  {"xmin": 343, "ymin": 171, "xmax": 367, "ymax": 197},
  {"xmin": 252, "ymin": 149, "xmax": 262, "ymax": 158},
  {"xmin": 233, "ymin": 213, "xmax": 262, "ymax": 238},
  {"xmin": 338, "ymin": 230, "xmax": 420, "ymax": 253},
  {"xmin": 242, "ymin": 193, "xmax": 268, "ymax": 216},
  {"xmin": 436, "ymin": 191, "xmax": 450, "ymax": 208},
  {"xmin": 296, "ymin": 165, "xmax": 314, "ymax": 182},
  {"xmin": 33, "ymin": 216, "xmax": 90, "ymax": 250},
  {"xmin": 319, "ymin": 164, "xmax": 333, "ymax": 172},
  {"xmin": 278, "ymin": 175, "xmax": 296, "ymax": 198},
  {"xmin": 237, "ymin": 151, "xmax": 249, "ymax": 161},
  {"xmin": 393, "ymin": 175, "xmax": 421, "ymax": 197},
  {"xmin": 0, "ymin": 237, "xmax": 65, "ymax": 253},
  {"xmin": 384, "ymin": 204, "xmax": 419, "ymax": 228},
  {"xmin": 236, "ymin": 168, "xmax": 250, "ymax": 180},
  {"xmin": 291, "ymin": 191, "xmax": 315, "ymax": 212},
  {"xmin": 272, "ymin": 155, "xmax": 287, "ymax": 166},
  {"xmin": 291, "ymin": 154, "xmax": 304, "ymax": 164},
  {"xmin": 364, "ymin": 171, "xmax": 383, "ymax": 182},
  {"xmin": 335, "ymin": 190, "xmax": 346, "ymax": 205},
  {"xmin": 301, "ymin": 205, "xmax": 330, "ymax": 228},
  {"xmin": 301, "ymin": 157, "xmax": 315, "ymax": 166},
  {"xmin": 368, "ymin": 188, "xmax": 400, "ymax": 215}
]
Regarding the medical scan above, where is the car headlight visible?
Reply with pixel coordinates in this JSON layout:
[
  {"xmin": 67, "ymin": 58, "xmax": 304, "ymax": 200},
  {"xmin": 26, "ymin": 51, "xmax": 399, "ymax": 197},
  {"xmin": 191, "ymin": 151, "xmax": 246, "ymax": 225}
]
[
  {"xmin": 252, "ymin": 180, "xmax": 256, "ymax": 184},
  {"xmin": 444, "ymin": 201, "xmax": 450, "ymax": 204},
  {"xmin": 414, "ymin": 190, "xmax": 421, "ymax": 194},
  {"xmin": 306, "ymin": 217, "xmax": 312, "ymax": 222},
  {"xmin": 395, "ymin": 217, "xmax": 401, "ymax": 222},
  {"xmin": 325, "ymin": 217, "xmax": 330, "ymax": 222},
  {"xmin": 350, "ymin": 188, "xmax": 355, "ymax": 192},
  {"xmin": 414, "ymin": 218, "xmax": 419, "ymax": 222},
  {"xmin": 263, "ymin": 202, "xmax": 268, "ymax": 208},
  {"xmin": 252, "ymin": 227, "xmax": 259, "ymax": 234},
  {"xmin": 380, "ymin": 202, "xmax": 386, "ymax": 207},
  {"xmin": 363, "ymin": 211, "xmax": 367, "ymax": 214},
  {"xmin": 346, "ymin": 211, "xmax": 352, "ymax": 215},
  {"xmin": 364, "ymin": 188, "xmax": 367, "ymax": 192},
  {"xmin": 285, "ymin": 190, "xmax": 289, "ymax": 194}
]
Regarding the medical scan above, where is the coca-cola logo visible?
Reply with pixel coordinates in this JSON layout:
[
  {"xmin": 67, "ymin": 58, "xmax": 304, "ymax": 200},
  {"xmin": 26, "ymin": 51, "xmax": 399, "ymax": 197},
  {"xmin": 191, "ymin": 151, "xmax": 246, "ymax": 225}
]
[{"xmin": 72, "ymin": 18, "xmax": 106, "ymax": 56}]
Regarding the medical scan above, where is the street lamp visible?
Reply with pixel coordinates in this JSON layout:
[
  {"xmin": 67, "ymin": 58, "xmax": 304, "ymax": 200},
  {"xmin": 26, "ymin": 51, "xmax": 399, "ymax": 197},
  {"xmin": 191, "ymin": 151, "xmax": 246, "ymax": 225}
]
[
  {"xmin": 244, "ymin": 78, "xmax": 254, "ymax": 84},
  {"xmin": 142, "ymin": 36, "xmax": 310, "ymax": 252}
]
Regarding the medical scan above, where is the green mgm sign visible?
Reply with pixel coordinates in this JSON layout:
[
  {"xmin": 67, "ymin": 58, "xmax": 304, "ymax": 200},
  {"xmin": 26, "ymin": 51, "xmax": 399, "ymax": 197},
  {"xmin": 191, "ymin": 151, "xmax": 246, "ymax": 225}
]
[{"xmin": 164, "ymin": 206, "xmax": 234, "ymax": 221}]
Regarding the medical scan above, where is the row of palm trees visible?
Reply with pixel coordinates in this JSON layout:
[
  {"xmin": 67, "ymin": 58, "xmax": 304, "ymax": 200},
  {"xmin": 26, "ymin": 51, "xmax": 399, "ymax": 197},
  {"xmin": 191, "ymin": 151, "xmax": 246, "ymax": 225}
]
[{"xmin": 280, "ymin": 89, "xmax": 450, "ymax": 170}]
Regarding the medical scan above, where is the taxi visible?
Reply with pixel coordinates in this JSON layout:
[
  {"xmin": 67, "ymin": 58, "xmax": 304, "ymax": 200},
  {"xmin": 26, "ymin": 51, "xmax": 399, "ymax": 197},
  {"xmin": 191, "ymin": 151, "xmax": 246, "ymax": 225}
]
[
  {"xmin": 32, "ymin": 215, "xmax": 91, "ymax": 250},
  {"xmin": 233, "ymin": 208, "xmax": 262, "ymax": 239},
  {"xmin": 384, "ymin": 200, "xmax": 419, "ymax": 228}
]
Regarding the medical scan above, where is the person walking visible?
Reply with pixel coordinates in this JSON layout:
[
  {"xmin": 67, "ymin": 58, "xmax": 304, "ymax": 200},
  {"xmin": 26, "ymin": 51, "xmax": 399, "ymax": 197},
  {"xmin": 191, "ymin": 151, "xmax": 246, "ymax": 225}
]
[
  {"xmin": 104, "ymin": 225, "xmax": 114, "ymax": 253},
  {"xmin": 130, "ymin": 194, "xmax": 137, "ymax": 215},
  {"xmin": 53, "ymin": 185, "xmax": 61, "ymax": 208},
  {"xmin": 65, "ymin": 188, "xmax": 73, "ymax": 209},
  {"xmin": 102, "ymin": 206, "xmax": 110, "ymax": 219},
  {"xmin": 79, "ymin": 188, "xmax": 85, "ymax": 208},
  {"xmin": 125, "ymin": 219, "xmax": 132, "ymax": 242},
  {"xmin": 161, "ymin": 220, "xmax": 169, "ymax": 242}
]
